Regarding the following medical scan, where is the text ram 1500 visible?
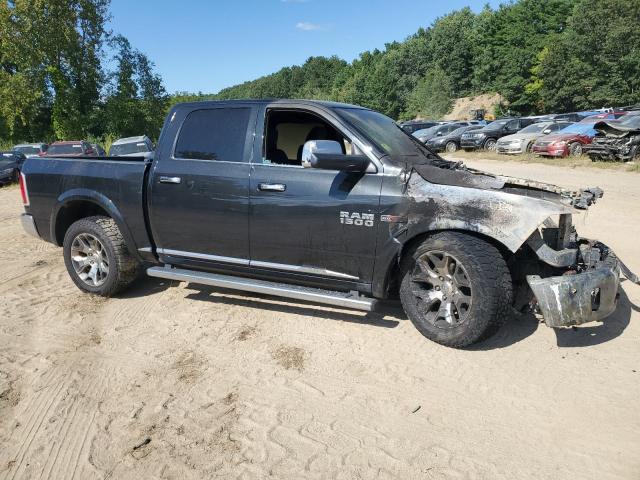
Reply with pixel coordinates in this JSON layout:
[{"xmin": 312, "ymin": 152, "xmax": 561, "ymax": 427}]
[{"xmin": 18, "ymin": 100, "xmax": 639, "ymax": 347}]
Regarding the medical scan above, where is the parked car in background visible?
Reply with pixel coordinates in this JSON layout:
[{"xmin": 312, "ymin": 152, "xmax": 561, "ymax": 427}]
[
  {"xmin": 108, "ymin": 135, "xmax": 154, "ymax": 158},
  {"xmin": 413, "ymin": 121, "xmax": 479, "ymax": 144},
  {"xmin": 13, "ymin": 143, "xmax": 48, "ymax": 158},
  {"xmin": 0, "ymin": 151, "xmax": 26, "ymax": 185},
  {"xmin": 532, "ymin": 119, "xmax": 605, "ymax": 157},
  {"xmin": 91, "ymin": 143, "xmax": 106, "ymax": 156},
  {"xmin": 399, "ymin": 120, "xmax": 438, "ymax": 134},
  {"xmin": 496, "ymin": 121, "xmax": 574, "ymax": 154},
  {"xmin": 460, "ymin": 117, "xmax": 537, "ymax": 151},
  {"xmin": 584, "ymin": 111, "xmax": 640, "ymax": 162},
  {"xmin": 43, "ymin": 141, "xmax": 97, "ymax": 157},
  {"xmin": 425, "ymin": 125, "xmax": 483, "ymax": 153}
]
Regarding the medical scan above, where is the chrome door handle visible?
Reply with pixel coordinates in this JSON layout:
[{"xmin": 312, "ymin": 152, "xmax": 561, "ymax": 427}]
[
  {"xmin": 258, "ymin": 183, "xmax": 286, "ymax": 192},
  {"xmin": 159, "ymin": 176, "xmax": 181, "ymax": 184}
]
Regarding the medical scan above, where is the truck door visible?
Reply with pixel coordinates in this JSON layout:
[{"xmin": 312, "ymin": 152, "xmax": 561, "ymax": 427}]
[
  {"xmin": 248, "ymin": 105, "xmax": 383, "ymax": 287},
  {"xmin": 148, "ymin": 105, "xmax": 256, "ymax": 269}
]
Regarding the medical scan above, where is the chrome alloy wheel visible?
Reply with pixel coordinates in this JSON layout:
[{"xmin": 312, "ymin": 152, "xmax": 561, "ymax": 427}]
[
  {"xmin": 410, "ymin": 250, "xmax": 472, "ymax": 328},
  {"xmin": 70, "ymin": 233, "xmax": 109, "ymax": 287}
]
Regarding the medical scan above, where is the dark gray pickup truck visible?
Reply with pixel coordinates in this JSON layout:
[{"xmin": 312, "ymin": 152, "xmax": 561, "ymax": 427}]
[{"xmin": 18, "ymin": 100, "xmax": 636, "ymax": 347}]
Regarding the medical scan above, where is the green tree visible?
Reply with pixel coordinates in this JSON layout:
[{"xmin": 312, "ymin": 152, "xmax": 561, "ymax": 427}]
[{"xmin": 404, "ymin": 66, "xmax": 454, "ymax": 120}]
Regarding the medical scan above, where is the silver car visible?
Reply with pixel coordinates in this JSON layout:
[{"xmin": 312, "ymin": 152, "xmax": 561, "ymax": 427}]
[
  {"xmin": 13, "ymin": 143, "xmax": 48, "ymax": 158},
  {"xmin": 108, "ymin": 135, "xmax": 154, "ymax": 158},
  {"xmin": 496, "ymin": 121, "xmax": 573, "ymax": 154}
]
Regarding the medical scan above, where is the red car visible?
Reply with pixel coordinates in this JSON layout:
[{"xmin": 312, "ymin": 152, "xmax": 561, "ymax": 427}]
[
  {"xmin": 42, "ymin": 141, "xmax": 97, "ymax": 157},
  {"xmin": 532, "ymin": 113, "xmax": 625, "ymax": 157}
]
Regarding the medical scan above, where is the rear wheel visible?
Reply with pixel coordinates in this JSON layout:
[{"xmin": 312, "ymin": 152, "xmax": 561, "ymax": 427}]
[
  {"xmin": 445, "ymin": 141, "xmax": 458, "ymax": 153},
  {"xmin": 63, "ymin": 216, "xmax": 139, "ymax": 296},
  {"xmin": 484, "ymin": 138, "xmax": 497, "ymax": 151},
  {"xmin": 399, "ymin": 232, "xmax": 512, "ymax": 347}
]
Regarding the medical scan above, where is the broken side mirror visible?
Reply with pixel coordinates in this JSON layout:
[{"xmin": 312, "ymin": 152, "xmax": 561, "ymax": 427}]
[{"xmin": 301, "ymin": 140, "xmax": 373, "ymax": 173}]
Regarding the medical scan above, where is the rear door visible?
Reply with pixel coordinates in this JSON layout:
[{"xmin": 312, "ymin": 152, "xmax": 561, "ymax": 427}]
[{"xmin": 148, "ymin": 105, "xmax": 256, "ymax": 268}]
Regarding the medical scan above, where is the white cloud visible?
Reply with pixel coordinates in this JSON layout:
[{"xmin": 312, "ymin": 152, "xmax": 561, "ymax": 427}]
[{"xmin": 295, "ymin": 22, "xmax": 325, "ymax": 31}]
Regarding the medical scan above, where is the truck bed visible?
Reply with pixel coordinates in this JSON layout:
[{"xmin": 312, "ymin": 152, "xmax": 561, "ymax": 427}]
[{"xmin": 21, "ymin": 156, "xmax": 153, "ymax": 256}]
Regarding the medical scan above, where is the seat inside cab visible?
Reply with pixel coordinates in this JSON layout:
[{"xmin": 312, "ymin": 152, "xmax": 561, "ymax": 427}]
[{"xmin": 264, "ymin": 110, "xmax": 352, "ymax": 166}]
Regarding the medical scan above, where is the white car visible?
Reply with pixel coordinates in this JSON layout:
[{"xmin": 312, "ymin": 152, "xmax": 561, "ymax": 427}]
[
  {"xmin": 496, "ymin": 121, "xmax": 573, "ymax": 154},
  {"xmin": 13, "ymin": 143, "xmax": 48, "ymax": 158}
]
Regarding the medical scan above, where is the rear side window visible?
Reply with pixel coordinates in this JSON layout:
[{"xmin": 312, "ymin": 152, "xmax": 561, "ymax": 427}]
[{"xmin": 174, "ymin": 108, "xmax": 251, "ymax": 161}]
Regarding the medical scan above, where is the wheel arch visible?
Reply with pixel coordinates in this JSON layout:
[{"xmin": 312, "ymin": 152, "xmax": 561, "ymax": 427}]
[
  {"xmin": 51, "ymin": 189, "xmax": 142, "ymax": 261},
  {"xmin": 376, "ymin": 228, "xmax": 515, "ymax": 299}
]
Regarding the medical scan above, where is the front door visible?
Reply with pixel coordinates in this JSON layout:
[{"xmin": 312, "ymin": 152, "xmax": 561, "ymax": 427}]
[
  {"xmin": 248, "ymin": 107, "xmax": 382, "ymax": 285},
  {"xmin": 148, "ymin": 105, "xmax": 256, "ymax": 267}
]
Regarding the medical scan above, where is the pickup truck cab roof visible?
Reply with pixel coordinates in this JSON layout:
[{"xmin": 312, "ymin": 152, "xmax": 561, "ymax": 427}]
[{"xmin": 17, "ymin": 98, "xmax": 635, "ymax": 348}]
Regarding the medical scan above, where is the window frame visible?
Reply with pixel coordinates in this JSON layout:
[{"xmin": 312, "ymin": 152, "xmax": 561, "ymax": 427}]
[
  {"xmin": 171, "ymin": 105, "xmax": 256, "ymax": 164},
  {"xmin": 259, "ymin": 107, "xmax": 355, "ymax": 169}
]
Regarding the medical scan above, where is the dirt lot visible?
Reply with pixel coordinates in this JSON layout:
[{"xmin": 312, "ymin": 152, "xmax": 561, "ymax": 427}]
[{"xmin": 1, "ymin": 159, "xmax": 639, "ymax": 479}]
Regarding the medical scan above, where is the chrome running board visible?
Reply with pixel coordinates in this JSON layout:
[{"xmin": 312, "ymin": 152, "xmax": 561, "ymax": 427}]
[{"xmin": 147, "ymin": 266, "xmax": 376, "ymax": 311}]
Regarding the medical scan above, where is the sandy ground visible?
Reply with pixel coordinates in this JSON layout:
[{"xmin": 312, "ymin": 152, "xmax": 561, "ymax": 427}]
[{"xmin": 0, "ymin": 159, "xmax": 639, "ymax": 480}]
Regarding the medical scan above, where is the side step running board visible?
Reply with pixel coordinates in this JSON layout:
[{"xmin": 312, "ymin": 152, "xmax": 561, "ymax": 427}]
[{"xmin": 147, "ymin": 266, "xmax": 377, "ymax": 311}]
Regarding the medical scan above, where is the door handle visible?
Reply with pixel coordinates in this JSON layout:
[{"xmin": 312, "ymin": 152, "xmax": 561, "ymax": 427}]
[
  {"xmin": 258, "ymin": 183, "xmax": 286, "ymax": 192},
  {"xmin": 159, "ymin": 176, "xmax": 182, "ymax": 184}
]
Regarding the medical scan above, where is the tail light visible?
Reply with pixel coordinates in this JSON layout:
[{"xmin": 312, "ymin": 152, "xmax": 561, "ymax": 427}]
[{"xmin": 19, "ymin": 172, "xmax": 29, "ymax": 206}]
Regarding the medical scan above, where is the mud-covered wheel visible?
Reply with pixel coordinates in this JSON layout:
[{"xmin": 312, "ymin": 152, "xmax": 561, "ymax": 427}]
[
  {"xmin": 63, "ymin": 216, "xmax": 139, "ymax": 297},
  {"xmin": 569, "ymin": 142, "xmax": 583, "ymax": 156},
  {"xmin": 484, "ymin": 138, "xmax": 497, "ymax": 151},
  {"xmin": 399, "ymin": 232, "xmax": 513, "ymax": 348},
  {"xmin": 445, "ymin": 141, "xmax": 458, "ymax": 153}
]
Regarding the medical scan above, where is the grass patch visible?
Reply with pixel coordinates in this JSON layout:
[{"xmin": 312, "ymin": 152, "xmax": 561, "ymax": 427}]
[{"xmin": 443, "ymin": 150, "xmax": 640, "ymax": 172}]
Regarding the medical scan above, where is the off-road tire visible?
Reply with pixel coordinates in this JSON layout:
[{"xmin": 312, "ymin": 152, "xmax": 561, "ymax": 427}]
[
  {"xmin": 63, "ymin": 216, "xmax": 139, "ymax": 296},
  {"xmin": 484, "ymin": 138, "xmax": 497, "ymax": 151},
  {"xmin": 399, "ymin": 232, "xmax": 512, "ymax": 348}
]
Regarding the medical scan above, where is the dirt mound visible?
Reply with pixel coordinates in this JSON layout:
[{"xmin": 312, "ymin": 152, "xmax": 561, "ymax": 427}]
[{"xmin": 444, "ymin": 93, "xmax": 505, "ymax": 121}]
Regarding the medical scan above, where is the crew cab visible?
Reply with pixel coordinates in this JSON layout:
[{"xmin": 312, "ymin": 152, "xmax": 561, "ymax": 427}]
[{"xmin": 18, "ymin": 100, "xmax": 636, "ymax": 347}]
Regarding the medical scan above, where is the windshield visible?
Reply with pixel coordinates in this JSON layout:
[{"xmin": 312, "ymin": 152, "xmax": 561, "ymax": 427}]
[
  {"xmin": 518, "ymin": 123, "xmax": 548, "ymax": 134},
  {"xmin": 48, "ymin": 144, "xmax": 83, "ymax": 155},
  {"xmin": 481, "ymin": 119, "xmax": 509, "ymax": 130},
  {"xmin": 14, "ymin": 146, "xmax": 40, "ymax": 155},
  {"xmin": 336, "ymin": 108, "xmax": 425, "ymax": 157},
  {"xmin": 412, "ymin": 125, "xmax": 440, "ymax": 137},
  {"xmin": 558, "ymin": 123, "xmax": 596, "ymax": 135},
  {"xmin": 109, "ymin": 141, "xmax": 150, "ymax": 156}
]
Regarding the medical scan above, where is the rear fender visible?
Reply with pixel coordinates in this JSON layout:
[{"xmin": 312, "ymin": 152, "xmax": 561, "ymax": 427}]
[{"xmin": 51, "ymin": 189, "xmax": 142, "ymax": 261}]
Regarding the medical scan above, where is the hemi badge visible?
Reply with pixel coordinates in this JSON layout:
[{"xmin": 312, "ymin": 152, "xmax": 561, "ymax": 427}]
[{"xmin": 381, "ymin": 215, "xmax": 406, "ymax": 223}]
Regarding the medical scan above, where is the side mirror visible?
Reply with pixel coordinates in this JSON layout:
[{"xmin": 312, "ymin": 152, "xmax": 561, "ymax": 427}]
[
  {"xmin": 301, "ymin": 140, "xmax": 372, "ymax": 173},
  {"xmin": 436, "ymin": 131, "xmax": 443, "ymax": 136}
]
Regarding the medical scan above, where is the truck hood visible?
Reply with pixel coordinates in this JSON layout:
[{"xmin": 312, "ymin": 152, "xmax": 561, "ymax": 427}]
[{"xmin": 408, "ymin": 159, "xmax": 602, "ymax": 211}]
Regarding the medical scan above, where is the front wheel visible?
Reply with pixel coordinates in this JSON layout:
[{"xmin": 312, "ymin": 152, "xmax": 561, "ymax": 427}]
[
  {"xmin": 63, "ymin": 216, "xmax": 139, "ymax": 296},
  {"xmin": 445, "ymin": 141, "xmax": 458, "ymax": 153},
  {"xmin": 569, "ymin": 142, "xmax": 583, "ymax": 157},
  {"xmin": 399, "ymin": 232, "xmax": 513, "ymax": 347},
  {"xmin": 484, "ymin": 138, "xmax": 497, "ymax": 151}
]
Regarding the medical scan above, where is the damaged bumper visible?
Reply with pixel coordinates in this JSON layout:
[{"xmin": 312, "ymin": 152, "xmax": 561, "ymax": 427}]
[{"xmin": 527, "ymin": 250, "xmax": 619, "ymax": 328}]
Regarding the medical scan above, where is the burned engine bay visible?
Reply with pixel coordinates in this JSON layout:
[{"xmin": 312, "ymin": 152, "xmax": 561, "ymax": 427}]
[{"xmin": 584, "ymin": 113, "xmax": 640, "ymax": 162}]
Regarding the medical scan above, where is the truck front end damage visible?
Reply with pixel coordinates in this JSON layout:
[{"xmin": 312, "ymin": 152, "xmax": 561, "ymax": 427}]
[{"xmin": 525, "ymin": 217, "xmax": 621, "ymax": 327}]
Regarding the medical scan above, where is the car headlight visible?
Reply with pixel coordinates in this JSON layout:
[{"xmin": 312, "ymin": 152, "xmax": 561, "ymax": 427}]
[{"xmin": 553, "ymin": 141, "xmax": 567, "ymax": 147}]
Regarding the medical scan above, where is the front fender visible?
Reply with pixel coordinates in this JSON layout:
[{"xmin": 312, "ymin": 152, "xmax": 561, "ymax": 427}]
[
  {"xmin": 51, "ymin": 189, "xmax": 141, "ymax": 260},
  {"xmin": 405, "ymin": 179, "xmax": 574, "ymax": 253}
]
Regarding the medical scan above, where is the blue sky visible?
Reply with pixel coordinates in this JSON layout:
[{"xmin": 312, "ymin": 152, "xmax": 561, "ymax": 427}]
[{"xmin": 109, "ymin": 0, "xmax": 503, "ymax": 94}]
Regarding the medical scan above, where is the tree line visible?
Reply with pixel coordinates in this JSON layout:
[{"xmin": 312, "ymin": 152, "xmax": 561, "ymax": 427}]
[
  {"xmin": 0, "ymin": 0, "xmax": 167, "ymax": 147},
  {"xmin": 210, "ymin": 0, "xmax": 640, "ymax": 120},
  {"xmin": 1, "ymin": 0, "xmax": 639, "ymax": 147}
]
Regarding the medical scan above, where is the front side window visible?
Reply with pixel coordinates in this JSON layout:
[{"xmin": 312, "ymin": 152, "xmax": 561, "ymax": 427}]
[
  {"xmin": 175, "ymin": 108, "xmax": 251, "ymax": 161},
  {"xmin": 263, "ymin": 109, "xmax": 351, "ymax": 166}
]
